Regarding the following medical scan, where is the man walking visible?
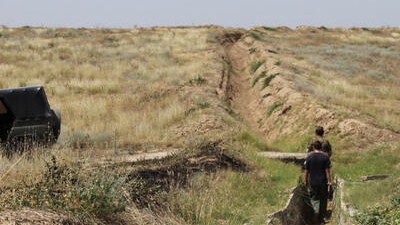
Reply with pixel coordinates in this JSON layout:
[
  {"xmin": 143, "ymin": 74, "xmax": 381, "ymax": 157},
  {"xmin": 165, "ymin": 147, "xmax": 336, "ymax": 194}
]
[
  {"xmin": 307, "ymin": 126, "xmax": 332, "ymax": 157},
  {"xmin": 304, "ymin": 141, "xmax": 333, "ymax": 224}
]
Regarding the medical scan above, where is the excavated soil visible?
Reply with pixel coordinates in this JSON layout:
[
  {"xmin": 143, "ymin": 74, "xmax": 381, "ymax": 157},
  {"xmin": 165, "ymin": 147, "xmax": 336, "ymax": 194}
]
[
  {"xmin": 217, "ymin": 30, "xmax": 400, "ymax": 149},
  {"xmin": 127, "ymin": 142, "xmax": 248, "ymax": 208}
]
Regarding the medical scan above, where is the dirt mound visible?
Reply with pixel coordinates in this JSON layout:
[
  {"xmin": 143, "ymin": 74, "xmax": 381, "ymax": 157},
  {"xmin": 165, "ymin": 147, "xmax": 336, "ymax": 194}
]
[
  {"xmin": 338, "ymin": 119, "xmax": 399, "ymax": 147},
  {"xmin": 217, "ymin": 32, "xmax": 244, "ymax": 46},
  {"xmin": 127, "ymin": 142, "xmax": 248, "ymax": 208},
  {"xmin": 220, "ymin": 29, "xmax": 400, "ymax": 150},
  {"xmin": 0, "ymin": 209, "xmax": 80, "ymax": 225}
]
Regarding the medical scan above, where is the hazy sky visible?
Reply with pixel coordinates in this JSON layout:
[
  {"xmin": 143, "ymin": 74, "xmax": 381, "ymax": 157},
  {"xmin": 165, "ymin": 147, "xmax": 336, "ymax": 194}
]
[{"xmin": 0, "ymin": 0, "xmax": 399, "ymax": 28}]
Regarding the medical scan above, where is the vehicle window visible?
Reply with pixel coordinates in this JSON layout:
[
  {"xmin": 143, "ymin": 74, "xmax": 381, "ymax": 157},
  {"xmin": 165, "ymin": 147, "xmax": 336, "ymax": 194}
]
[{"xmin": 0, "ymin": 99, "xmax": 7, "ymax": 114}]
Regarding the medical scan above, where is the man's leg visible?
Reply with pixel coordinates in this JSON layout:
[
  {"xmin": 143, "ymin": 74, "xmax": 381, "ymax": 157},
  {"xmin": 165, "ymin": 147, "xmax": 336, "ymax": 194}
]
[
  {"xmin": 309, "ymin": 186, "xmax": 321, "ymax": 224},
  {"xmin": 319, "ymin": 184, "xmax": 329, "ymax": 220}
]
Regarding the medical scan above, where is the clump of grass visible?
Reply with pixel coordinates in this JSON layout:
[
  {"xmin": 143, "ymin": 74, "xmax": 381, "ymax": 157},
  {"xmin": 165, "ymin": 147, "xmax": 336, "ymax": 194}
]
[
  {"xmin": 266, "ymin": 101, "xmax": 284, "ymax": 116},
  {"xmin": 261, "ymin": 73, "xmax": 279, "ymax": 90},
  {"xmin": 218, "ymin": 100, "xmax": 240, "ymax": 119},
  {"xmin": 252, "ymin": 70, "xmax": 267, "ymax": 87},
  {"xmin": 197, "ymin": 102, "xmax": 210, "ymax": 109},
  {"xmin": 263, "ymin": 27, "xmax": 277, "ymax": 32},
  {"xmin": 250, "ymin": 60, "xmax": 265, "ymax": 74},
  {"xmin": 68, "ymin": 131, "xmax": 92, "ymax": 149},
  {"xmin": 0, "ymin": 156, "xmax": 130, "ymax": 221},
  {"xmin": 188, "ymin": 75, "xmax": 207, "ymax": 86},
  {"xmin": 248, "ymin": 47, "xmax": 257, "ymax": 54},
  {"xmin": 249, "ymin": 31, "xmax": 263, "ymax": 41},
  {"xmin": 184, "ymin": 102, "xmax": 210, "ymax": 116}
]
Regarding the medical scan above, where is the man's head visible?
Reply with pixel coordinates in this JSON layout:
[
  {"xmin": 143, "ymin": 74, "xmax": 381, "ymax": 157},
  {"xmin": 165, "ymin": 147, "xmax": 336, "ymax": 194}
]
[
  {"xmin": 312, "ymin": 140, "xmax": 322, "ymax": 151},
  {"xmin": 315, "ymin": 126, "xmax": 324, "ymax": 136}
]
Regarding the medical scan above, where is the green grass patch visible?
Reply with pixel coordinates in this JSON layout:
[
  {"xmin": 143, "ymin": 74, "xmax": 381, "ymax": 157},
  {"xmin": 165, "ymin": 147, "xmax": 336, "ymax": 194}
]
[
  {"xmin": 345, "ymin": 177, "xmax": 399, "ymax": 210},
  {"xmin": 252, "ymin": 70, "xmax": 267, "ymax": 87},
  {"xmin": 334, "ymin": 144, "xmax": 400, "ymax": 181},
  {"xmin": 168, "ymin": 149, "xmax": 299, "ymax": 225},
  {"xmin": 355, "ymin": 195, "xmax": 400, "ymax": 225},
  {"xmin": 250, "ymin": 60, "xmax": 265, "ymax": 74},
  {"xmin": 266, "ymin": 101, "xmax": 284, "ymax": 116},
  {"xmin": 333, "ymin": 143, "xmax": 400, "ymax": 214},
  {"xmin": 188, "ymin": 75, "xmax": 207, "ymax": 86},
  {"xmin": 261, "ymin": 73, "xmax": 279, "ymax": 90},
  {"xmin": 239, "ymin": 131, "xmax": 271, "ymax": 151},
  {"xmin": 269, "ymin": 131, "xmax": 313, "ymax": 153}
]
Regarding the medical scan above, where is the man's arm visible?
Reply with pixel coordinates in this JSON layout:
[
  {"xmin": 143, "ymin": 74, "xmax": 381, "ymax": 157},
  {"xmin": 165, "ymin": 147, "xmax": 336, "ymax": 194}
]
[
  {"xmin": 304, "ymin": 169, "xmax": 310, "ymax": 187},
  {"xmin": 325, "ymin": 168, "xmax": 332, "ymax": 185}
]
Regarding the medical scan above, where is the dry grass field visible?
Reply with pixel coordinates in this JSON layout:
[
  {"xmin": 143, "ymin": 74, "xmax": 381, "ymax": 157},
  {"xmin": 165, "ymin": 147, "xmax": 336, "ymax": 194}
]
[{"xmin": 0, "ymin": 25, "xmax": 399, "ymax": 224}]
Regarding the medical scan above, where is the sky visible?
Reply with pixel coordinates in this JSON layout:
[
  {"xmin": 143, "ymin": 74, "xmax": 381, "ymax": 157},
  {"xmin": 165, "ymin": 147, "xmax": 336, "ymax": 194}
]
[{"xmin": 0, "ymin": 0, "xmax": 399, "ymax": 28}]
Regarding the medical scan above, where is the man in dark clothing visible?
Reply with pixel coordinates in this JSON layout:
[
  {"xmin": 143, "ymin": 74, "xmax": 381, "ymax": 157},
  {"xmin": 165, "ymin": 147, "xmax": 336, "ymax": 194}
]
[
  {"xmin": 307, "ymin": 126, "xmax": 332, "ymax": 157},
  {"xmin": 304, "ymin": 141, "xmax": 333, "ymax": 224}
]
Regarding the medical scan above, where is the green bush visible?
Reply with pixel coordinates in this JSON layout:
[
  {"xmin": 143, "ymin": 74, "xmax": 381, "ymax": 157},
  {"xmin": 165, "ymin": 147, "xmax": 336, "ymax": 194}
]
[{"xmin": 355, "ymin": 196, "xmax": 400, "ymax": 225}]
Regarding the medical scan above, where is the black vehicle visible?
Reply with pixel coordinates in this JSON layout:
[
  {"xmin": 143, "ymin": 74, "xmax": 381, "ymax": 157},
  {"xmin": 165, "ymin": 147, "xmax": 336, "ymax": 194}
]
[{"xmin": 0, "ymin": 86, "xmax": 61, "ymax": 156}]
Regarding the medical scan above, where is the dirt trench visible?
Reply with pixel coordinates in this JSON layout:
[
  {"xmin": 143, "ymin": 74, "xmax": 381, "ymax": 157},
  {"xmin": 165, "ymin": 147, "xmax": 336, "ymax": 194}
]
[
  {"xmin": 217, "ymin": 32, "xmax": 339, "ymax": 225},
  {"xmin": 217, "ymin": 32, "xmax": 263, "ymax": 134}
]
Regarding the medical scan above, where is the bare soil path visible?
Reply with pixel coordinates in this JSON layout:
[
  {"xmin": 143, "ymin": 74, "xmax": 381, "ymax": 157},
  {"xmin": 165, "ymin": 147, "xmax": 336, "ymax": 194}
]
[{"xmin": 223, "ymin": 40, "xmax": 265, "ymax": 137}]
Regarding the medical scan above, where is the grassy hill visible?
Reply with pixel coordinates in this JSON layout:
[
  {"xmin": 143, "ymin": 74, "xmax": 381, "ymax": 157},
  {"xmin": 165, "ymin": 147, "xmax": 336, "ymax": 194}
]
[{"xmin": 0, "ymin": 25, "xmax": 399, "ymax": 224}]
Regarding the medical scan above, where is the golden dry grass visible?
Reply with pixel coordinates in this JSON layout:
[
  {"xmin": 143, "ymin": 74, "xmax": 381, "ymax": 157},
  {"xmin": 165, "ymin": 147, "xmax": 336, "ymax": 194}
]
[
  {"xmin": 250, "ymin": 27, "xmax": 400, "ymax": 132},
  {"xmin": 0, "ymin": 26, "xmax": 223, "ymax": 148},
  {"xmin": 0, "ymin": 26, "xmax": 233, "ymax": 191}
]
